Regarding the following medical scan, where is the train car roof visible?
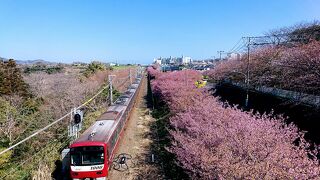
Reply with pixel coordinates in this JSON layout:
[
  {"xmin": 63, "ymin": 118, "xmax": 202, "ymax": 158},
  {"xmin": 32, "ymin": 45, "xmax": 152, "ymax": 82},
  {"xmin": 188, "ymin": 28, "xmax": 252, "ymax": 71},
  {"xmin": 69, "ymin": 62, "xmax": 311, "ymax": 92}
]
[
  {"xmin": 123, "ymin": 90, "xmax": 133, "ymax": 97},
  {"xmin": 115, "ymin": 97, "xmax": 129, "ymax": 105},
  {"xmin": 128, "ymin": 88, "xmax": 136, "ymax": 93},
  {"xmin": 97, "ymin": 111, "xmax": 120, "ymax": 120},
  {"xmin": 73, "ymin": 120, "xmax": 115, "ymax": 144},
  {"xmin": 134, "ymin": 79, "xmax": 141, "ymax": 84},
  {"xmin": 129, "ymin": 84, "xmax": 139, "ymax": 89},
  {"xmin": 107, "ymin": 104, "xmax": 126, "ymax": 112}
]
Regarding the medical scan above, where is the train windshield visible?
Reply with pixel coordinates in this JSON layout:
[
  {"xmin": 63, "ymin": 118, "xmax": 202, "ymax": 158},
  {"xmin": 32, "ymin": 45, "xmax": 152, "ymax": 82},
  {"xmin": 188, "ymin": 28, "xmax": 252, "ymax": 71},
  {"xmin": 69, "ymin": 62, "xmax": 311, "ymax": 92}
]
[{"xmin": 70, "ymin": 146, "xmax": 104, "ymax": 166}]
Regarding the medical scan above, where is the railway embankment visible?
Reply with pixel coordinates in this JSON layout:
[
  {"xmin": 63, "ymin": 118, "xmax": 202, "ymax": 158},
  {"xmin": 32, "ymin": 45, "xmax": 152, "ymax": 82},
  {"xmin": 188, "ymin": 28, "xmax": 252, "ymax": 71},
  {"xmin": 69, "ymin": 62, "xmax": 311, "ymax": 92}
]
[
  {"xmin": 214, "ymin": 82, "xmax": 320, "ymax": 145},
  {"xmin": 215, "ymin": 81, "xmax": 320, "ymax": 108}
]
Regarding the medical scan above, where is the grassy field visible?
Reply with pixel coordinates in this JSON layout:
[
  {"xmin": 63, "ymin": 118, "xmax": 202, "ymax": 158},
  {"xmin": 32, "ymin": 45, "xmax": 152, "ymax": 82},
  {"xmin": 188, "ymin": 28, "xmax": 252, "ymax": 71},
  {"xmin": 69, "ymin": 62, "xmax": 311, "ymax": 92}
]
[{"xmin": 112, "ymin": 65, "xmax": 136, "ymax": 70}]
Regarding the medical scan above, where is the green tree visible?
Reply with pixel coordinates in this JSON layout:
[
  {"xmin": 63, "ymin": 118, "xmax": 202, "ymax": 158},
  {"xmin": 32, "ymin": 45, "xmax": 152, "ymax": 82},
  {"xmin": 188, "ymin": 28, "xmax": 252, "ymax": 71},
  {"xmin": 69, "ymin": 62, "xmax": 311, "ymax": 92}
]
[
  {"xmin": 0, "ymin": 59, "xmax": 29, "ymax": 97},
  {"xmin": 83, "ymin": 61, "xmax": 106, "ymax": 77},
  {"xmin": 0, "ymin": 97, "xmax": 18, "ymax": 145}
]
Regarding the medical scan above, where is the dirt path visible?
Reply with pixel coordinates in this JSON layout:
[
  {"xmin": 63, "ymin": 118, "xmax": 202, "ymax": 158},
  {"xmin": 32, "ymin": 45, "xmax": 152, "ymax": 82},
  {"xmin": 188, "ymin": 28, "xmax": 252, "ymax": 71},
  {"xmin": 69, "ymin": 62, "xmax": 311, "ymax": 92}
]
[{"xmin": 108, "ymin": 76, "xmax": 162, "ymax": 180}]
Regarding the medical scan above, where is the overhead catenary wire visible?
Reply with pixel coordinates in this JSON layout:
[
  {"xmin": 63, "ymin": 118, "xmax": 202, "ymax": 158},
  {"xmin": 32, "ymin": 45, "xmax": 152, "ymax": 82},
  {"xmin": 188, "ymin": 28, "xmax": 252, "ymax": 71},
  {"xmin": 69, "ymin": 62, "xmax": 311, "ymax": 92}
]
[
  {"xmin": 232, "ymin": 43, "xmax": 247, "ymax": 53},
  {"xmin": 227, "ymin": 27, "xmax": 318, "ymax": 55},
  {"xmin": 228, "ymin": 38, "xmax": 248, "ymax": 54},
  {"xmin": 114, "ymin": 69, "xmax": 137, "ymax": 89},
  {"xmin": 228, "ymin": 38, "xmax": 243, "ymax": 53}
]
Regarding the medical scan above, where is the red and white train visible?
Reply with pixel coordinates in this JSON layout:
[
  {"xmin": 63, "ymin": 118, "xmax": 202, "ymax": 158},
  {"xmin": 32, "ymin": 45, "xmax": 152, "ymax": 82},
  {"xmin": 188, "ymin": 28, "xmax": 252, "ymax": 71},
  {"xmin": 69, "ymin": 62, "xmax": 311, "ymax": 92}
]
[{"xmin": 69, "ymin": 74, "xmax": 142, "ymax": 180}]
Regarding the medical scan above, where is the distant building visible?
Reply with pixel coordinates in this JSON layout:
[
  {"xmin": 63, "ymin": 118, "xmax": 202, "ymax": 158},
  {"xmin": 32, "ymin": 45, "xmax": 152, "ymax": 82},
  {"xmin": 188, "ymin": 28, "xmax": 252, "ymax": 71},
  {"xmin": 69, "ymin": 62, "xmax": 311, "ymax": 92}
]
[
  {"xmin": 154, "ymin": 58, "xmax": 162, "ymax": 65},
  {"xmin": 182, "ymin": 56, "xmax": 192, "ymax": 64},
  {"xmin": 227, "ymin": 53, "xmax": 241, "ymax": 61},
  {"xmin": 154, "ymin": 56, "xmax": 192, "ymax": 65},
  {"xmin": 109, "ymin": 62, "xmax": 117, "ymax": 66}
]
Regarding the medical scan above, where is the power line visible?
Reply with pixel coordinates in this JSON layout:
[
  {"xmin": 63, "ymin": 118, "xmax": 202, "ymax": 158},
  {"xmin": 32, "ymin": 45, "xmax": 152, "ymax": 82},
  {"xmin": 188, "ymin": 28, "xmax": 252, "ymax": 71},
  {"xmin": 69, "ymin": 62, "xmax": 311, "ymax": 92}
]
[
  {"xmin": 0, "ymin": 85, "xmax": 109, "ymax": 156},
  {"xmin": 227, "ymin": 27, "xmax": 319, "ymax": 56},
  {"xmin": 228, "ymin": 38, "xmax": 243, "ymax": 53},
  {"xmin": 232, "ymin": 42, "xmax": 247, "ymax": 53},
  {"xmin": 227, "ymin": 38, "xmax": 248, "ymax": 54}
]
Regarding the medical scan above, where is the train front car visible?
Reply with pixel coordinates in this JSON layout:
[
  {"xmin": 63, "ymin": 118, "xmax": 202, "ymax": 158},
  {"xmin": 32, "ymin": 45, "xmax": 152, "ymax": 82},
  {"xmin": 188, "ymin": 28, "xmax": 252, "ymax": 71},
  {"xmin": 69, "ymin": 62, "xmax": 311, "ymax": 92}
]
[
  {"xmin": 70, "ymin": 142, "xmax": 108, "ymax": 180},
  {"xmin": 69, "ymin": 116, "xmax": 119, "ymax": 180}
]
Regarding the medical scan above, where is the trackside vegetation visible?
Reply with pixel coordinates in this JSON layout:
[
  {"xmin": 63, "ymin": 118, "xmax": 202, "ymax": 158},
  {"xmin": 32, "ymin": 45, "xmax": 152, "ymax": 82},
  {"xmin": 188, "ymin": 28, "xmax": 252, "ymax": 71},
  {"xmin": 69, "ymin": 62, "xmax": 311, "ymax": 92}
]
[{"xmin": 0, "ymin": 59, "xmax": 130, "ymax": 179}]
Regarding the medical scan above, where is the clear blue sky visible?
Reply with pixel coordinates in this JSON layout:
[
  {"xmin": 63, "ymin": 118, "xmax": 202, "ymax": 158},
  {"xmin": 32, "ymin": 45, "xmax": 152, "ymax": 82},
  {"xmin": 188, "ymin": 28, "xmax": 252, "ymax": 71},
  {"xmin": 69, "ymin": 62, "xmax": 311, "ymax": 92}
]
[{"xmin": 0, "ymin": 0, "xmax": 319, "ymax": 64}]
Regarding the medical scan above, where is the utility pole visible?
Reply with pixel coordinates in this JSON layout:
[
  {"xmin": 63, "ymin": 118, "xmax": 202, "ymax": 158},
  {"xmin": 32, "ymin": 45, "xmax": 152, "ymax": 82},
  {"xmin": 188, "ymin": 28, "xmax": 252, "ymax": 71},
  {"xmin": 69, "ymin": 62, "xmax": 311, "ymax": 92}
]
[
  {"xmin": 238, "ymin": 33, "xmax": 313, "ymax": 107},
  {"xmin": 242, "ymin": 35, "xmax": 274, "ymax": 107},
  {"xmin": 129, "ymin": 69, "xmax": 132, "ymax": 85},
  {"xmin": 245, "ymin": 37, "xmax": 251, "ymax": 107},
  {"xmin": 211, "ymin": 56, "xmax": 216, "ymax": 62},
  {"xmin": 217, "ymin": 51, "xmax": 224, "ymax": 61},
  {"xmin": 108, "ymin": 75, "xmax": 116, "ymax": 105}
]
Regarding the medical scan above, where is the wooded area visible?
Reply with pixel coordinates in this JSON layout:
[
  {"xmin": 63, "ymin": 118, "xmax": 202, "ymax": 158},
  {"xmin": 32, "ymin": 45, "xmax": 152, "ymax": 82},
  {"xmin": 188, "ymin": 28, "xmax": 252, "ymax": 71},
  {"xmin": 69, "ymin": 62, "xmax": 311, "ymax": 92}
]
[{"xmin": 0, "ymin": 60, "xmax": 132, "ymax": 179}]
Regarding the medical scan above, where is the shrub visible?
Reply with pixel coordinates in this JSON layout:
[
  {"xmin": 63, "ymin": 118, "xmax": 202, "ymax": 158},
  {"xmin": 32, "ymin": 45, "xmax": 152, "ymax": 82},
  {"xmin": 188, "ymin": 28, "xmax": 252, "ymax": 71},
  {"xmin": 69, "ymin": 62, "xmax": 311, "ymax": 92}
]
[{"xmin": 83, "ymin": 61, "xmax": 106, "ymax": 77}]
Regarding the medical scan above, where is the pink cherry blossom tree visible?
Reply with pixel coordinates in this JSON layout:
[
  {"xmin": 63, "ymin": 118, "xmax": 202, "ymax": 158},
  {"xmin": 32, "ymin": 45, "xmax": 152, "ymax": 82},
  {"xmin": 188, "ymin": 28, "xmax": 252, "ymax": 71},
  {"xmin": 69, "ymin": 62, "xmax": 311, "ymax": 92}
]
[{"xmin": 148, "ymin": 68, "xmax": 320, "ymax": 179}]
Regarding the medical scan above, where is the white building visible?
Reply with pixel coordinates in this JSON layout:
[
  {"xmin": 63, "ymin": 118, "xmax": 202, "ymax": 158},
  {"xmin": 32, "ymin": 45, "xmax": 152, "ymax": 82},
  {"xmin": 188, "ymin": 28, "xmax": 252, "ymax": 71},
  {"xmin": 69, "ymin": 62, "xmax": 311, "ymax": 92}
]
[
  {"xmin": 153, "ymin": 56, "xmax": 192, "ymax": 65},
  {"xmin": 227, "ymin": 53, "xmax": 241, "ymax": 61},
  {"xmin": 182, "ymin": 56, "xmax": 192, "ymax": 64},
  {"xmin": 154, "ymin": 58, "xmax": 162, "ymax": 65},
  {"xmin": 109, "ymin": 62, "xmax": 117, "ymax": 66}
]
